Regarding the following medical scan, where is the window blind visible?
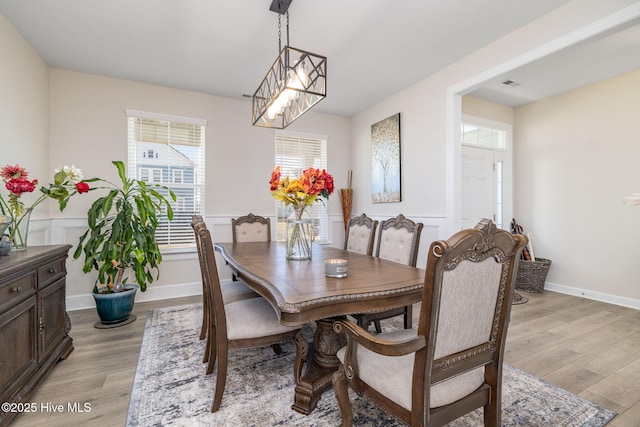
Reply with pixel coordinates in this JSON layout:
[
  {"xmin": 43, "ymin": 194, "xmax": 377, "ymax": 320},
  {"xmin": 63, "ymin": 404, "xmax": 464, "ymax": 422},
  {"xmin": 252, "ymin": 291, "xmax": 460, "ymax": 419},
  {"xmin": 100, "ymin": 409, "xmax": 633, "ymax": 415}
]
[
  {"xmin": 127, "ymin": 112, "xmax": 206, "ymax": 248},
  {"xmin": 274, "ymin": 133, "xmax": 329, "ymax": 243}
]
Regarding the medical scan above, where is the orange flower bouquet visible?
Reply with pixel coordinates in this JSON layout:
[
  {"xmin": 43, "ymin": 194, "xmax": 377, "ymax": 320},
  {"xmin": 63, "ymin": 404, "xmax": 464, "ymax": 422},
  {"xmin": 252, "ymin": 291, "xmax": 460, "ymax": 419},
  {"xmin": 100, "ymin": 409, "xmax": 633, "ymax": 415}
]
[{"xmin": 269, "ymin": 166, "xmax": 334, "ymax": 259}]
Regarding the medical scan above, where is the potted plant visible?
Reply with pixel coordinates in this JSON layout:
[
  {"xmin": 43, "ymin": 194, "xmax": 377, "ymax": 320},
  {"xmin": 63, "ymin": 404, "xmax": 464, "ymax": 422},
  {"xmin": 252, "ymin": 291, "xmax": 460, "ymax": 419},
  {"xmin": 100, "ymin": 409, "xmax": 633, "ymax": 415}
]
[{"xmin": 73, "ymin": 160, "xmax": 175, "ymax": 327}]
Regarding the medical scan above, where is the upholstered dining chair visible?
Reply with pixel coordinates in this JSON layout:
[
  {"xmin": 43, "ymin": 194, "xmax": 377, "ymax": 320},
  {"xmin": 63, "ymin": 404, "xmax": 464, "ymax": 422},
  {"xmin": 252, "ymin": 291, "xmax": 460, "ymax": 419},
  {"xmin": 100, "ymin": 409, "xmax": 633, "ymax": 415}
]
[
  {"xmin": 231, "ymin": 213, "xmax": 271, "ymax": 243},
  {"xmin": 332, "ymin": 219, "xmax": 527, "ymax": 427},
  {"xmin": 191, "ymin": 215, "xmax": 258, "ymax": 343},
  {"xmin": 344, "ymin": 213, "xmax": 378, "ymax": 256},
  {"xmin": 353, "ymin": 214, "xmax": 424, "ymax": 333},
  {"xmin": 192, "ymin": 220, "xmax": 300, "ymax": 412}
]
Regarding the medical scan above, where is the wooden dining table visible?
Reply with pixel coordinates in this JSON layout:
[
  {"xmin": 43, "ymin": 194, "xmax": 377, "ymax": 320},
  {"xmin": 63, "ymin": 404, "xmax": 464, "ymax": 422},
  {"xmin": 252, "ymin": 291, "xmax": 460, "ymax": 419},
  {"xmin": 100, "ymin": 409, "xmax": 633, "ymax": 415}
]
[{"xmin": 214, "ymin": 241, "xmax": 425, "ymax": 415}]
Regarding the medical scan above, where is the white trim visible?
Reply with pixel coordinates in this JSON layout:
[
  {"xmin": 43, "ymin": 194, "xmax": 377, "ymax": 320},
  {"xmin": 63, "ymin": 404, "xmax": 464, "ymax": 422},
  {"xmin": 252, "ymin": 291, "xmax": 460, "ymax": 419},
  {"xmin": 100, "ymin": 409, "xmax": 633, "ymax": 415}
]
[
  {"xmin": 66, "ymin": 280, "xmax": 202, "ymax": 311},
  {"xmin": 545, "ymin": 282, "xmax": 640, "ymax": 311},
  {"xmin": 124, "ymin": 108, "xmax": 208, "ymax": 126}
]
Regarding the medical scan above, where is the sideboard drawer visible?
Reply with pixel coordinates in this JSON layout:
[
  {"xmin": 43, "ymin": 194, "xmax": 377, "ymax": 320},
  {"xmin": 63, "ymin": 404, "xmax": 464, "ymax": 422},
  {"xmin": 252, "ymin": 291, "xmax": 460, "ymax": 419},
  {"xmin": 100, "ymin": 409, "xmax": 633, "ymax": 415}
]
[
  {"xmin": 0, "ymin": 272, "xmax": 37, "ymax": 314},
  {"xmin": 37, "ymin": 258, "xmax": 66, "ymax": 289}
]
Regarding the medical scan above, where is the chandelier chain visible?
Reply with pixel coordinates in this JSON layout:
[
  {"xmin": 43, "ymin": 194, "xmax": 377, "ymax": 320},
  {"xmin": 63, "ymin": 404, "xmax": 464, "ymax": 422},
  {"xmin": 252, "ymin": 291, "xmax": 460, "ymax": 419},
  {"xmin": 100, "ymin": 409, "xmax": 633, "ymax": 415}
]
[
  {"xmin": 286, "ymin": 11, "xmax": 290, "ymax": 47},
  {"xmin": 278, "ymin": 14, "xmax": 281, "ymax": 52}
]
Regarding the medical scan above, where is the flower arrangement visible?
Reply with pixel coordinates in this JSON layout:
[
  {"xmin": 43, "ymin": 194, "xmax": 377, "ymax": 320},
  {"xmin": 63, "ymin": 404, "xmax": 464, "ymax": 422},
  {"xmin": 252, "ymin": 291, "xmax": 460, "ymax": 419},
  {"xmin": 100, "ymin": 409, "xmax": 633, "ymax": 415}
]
[
  {"xmin": 269, "ymin": 166, "xmax": 334, "ymax": 259},
  {"xmin": 0, "ymin": 164, "xmax": 93, "ymax": 250},
  {"xmin": 269, "ymin": 166, "xmax": 335, "ymax": 217}
]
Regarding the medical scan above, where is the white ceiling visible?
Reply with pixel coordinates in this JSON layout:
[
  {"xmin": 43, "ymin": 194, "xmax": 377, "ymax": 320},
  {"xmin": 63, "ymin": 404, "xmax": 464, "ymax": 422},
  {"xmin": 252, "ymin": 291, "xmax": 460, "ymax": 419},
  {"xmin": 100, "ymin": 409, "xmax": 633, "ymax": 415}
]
[
  {"xmin": 2, "ymin": 1, "xmax": 636, "ymax": 116},
  {"xmin": 469, "ymin": 18, "xmax": 640, "ymax": 107}
]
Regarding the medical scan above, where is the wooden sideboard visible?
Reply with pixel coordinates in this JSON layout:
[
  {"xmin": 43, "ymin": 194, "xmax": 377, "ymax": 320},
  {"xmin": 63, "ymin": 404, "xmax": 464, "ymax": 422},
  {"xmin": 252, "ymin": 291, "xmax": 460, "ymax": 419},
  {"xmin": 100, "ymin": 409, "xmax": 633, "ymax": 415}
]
[{"xmin": 0, "ymin": 245, "xmax": 74, "ymax": 427}]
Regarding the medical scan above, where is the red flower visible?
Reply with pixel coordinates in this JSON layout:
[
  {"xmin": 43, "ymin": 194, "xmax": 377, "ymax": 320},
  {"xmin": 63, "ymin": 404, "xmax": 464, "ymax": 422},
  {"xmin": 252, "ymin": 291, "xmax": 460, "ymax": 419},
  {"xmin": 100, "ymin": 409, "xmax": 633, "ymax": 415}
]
[
  {"xmin": 5, "ymin": 177, "xmax": 37, "ymax": 195},
  {"xmin": 1, "ymin": 164, "xmax": 28, "ymax": 180},
  {"xmin": 76, "ymin": 182, "xmax": 90, "ymax": 194}
]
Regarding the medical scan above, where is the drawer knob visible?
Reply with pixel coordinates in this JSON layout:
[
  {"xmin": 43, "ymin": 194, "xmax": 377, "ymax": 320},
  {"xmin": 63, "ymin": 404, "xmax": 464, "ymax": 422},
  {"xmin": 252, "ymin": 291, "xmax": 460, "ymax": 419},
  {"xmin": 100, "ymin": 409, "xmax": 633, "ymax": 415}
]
[
  {"xmin": 48, "ymin": 268, "xmax": 56, "ymax": 273},
  {"xmin": 12, "ymin": 286, "xmax": 23, "ymax": 293}
]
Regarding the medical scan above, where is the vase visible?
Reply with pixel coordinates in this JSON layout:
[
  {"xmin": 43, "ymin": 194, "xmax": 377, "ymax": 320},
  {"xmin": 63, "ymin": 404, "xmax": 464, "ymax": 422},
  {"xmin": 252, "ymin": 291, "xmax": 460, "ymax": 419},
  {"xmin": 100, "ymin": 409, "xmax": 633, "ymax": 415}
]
[
  {"xmin": 9, "ymin": 208, "xmax": 32, "ymax": 251},
  {"xmin": 92, "ymin": 284, "xmax": 138, "ymax": 325},
  {"xmin": 286, "ymin": 209, "xmax": 314, "ymax": 260}
]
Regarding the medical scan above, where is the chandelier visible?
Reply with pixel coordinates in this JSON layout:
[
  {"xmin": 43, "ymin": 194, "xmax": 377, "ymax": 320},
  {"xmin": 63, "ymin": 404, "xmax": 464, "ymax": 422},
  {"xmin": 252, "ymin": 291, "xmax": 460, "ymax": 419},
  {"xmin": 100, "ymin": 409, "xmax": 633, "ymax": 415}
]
[{"xmin": 252, "ymin": 0, "xmax": 327, "ymax": 129}]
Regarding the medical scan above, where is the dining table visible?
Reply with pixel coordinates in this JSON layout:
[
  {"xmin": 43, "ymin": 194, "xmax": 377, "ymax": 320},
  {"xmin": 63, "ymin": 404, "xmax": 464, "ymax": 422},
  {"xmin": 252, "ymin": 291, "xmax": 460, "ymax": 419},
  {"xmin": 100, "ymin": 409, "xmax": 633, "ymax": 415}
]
[{"xmin": 214, "ymin": 241, "xmax": 425, "ymax": 415}]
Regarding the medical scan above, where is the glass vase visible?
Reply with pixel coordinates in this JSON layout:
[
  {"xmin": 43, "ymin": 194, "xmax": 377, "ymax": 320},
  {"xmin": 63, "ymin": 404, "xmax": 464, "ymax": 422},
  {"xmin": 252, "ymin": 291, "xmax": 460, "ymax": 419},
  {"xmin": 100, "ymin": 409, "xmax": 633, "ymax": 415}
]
[
  {"xmin": 286, "ymin": 210, "xmax": 313, "ymax": 260},
  {"xmin": 9, "ymin": 208, "xmax": 32, "ymax": 251}
]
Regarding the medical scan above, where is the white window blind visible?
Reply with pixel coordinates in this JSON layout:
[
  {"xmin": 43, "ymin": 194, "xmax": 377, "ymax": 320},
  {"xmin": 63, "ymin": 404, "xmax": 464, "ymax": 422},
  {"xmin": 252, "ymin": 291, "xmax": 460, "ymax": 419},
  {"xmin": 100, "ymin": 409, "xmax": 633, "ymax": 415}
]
[
  {"xmin": 127, "ymin": 111, "xmax": 206, "ymax": 248},
  {"xmin": 275, "ymin": 133, "xmax": 329, "ymax": 243}
]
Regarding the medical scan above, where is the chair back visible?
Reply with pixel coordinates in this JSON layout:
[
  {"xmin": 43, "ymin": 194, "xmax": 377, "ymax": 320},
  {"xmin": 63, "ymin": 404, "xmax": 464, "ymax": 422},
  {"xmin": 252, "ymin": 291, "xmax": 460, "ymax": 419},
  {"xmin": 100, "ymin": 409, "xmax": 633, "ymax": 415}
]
[
  {"xmin": 232, "ymin": 213, "xmax": 271, "ymax": 243},
  {"xmin": 375, "ymin": 214, "xmax": 423, "ymax": 266},
  {"xmin": 344, "ymin": 214, "xmax": 378, "ymax": 255},
  {"xmin": 192, "ymin": 220, "xmax": 228, "ymax": 344},
  {"xmin": 415, "ymin": 219, "xmax": 526, "ymax": 423}
]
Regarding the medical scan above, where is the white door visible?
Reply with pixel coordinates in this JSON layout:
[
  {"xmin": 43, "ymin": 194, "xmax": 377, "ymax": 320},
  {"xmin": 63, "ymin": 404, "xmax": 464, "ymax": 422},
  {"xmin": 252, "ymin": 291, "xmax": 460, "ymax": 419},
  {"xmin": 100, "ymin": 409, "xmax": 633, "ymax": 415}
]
[{"xmin": 461, "ymin": 145, "xmax": 495, "ymax": 229}]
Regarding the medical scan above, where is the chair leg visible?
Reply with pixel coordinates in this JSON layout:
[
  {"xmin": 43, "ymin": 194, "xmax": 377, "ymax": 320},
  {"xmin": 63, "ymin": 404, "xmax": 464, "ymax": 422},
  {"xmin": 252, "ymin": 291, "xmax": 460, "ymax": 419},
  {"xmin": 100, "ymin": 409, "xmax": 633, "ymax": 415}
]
[
  {"xmin": 203, "ymin": 334, "xmax": 210, "ymax": 364},
  {"xmin": 211, "ymin": 343, "xmax": 228, "ymax": 413},
  {"xmin": 206, "ymin": 326, "xmax": 217, "ymax": 375},
  {"xmin": 404, "ymin": 305, "xmax": 413, "ymax": 329},
  {"xmin": 483, "ymin": 401, "xmax": 500, "ymax": 427},
  {"xmin": 199, "ymin": 299, "xmax": 208, "ymax": 341},
  {"xmin": 374, "ymin": 320, "xmax": 382, "ymax": 333},
  {"xmin": 332, "ymin": 364, "xmax": 353, "ymax": 427}
]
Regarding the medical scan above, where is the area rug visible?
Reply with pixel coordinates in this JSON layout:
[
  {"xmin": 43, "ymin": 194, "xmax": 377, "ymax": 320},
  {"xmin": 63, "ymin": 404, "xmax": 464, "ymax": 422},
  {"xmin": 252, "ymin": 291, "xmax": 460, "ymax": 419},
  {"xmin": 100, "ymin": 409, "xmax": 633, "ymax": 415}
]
[{"xmin": 126, "ymin": 304, "xmax": 616, "ymax": 426}]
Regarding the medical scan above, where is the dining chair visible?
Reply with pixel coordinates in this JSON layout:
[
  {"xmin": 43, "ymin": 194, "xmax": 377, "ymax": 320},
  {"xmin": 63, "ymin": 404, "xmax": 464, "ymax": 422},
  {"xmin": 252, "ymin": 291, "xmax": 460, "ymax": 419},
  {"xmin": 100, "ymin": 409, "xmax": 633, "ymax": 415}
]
[
  {"xmin": 191, "ymin": 215, "xmax": 258, "ymax": 343},
  {"xmin": 332, "ymin": 219, "xmax": 527, "ymax": 426},
  {"xmin": 353, "ymin": 214, "xmax": 423, "ymax": 333},
  {"xmin": 231, "ymin": 213, "xmax": 271, "ymax": 243},
  {"xmin": 192, "ymin": 220, "xmax": 301, "ymax": 412},
  {"xmin": 343, "ymin": 213, "xmax": 378, "ymax": 256}
]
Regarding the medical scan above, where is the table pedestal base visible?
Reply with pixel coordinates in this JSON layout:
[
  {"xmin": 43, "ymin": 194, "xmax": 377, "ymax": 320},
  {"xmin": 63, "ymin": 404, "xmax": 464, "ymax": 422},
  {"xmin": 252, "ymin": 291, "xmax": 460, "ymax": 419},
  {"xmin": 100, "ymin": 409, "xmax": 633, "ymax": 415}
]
[{"xmin": 291, "ymin": 317, "xmax": 347, "ymax": 415}]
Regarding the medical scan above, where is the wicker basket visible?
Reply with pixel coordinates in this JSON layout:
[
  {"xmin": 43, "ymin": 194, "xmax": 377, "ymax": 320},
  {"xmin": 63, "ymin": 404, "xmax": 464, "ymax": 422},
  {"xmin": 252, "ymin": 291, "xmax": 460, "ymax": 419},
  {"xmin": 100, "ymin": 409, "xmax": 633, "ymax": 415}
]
[{"xmin": 515, "ymin": 258, "xmax": 551, "ymax": 293}]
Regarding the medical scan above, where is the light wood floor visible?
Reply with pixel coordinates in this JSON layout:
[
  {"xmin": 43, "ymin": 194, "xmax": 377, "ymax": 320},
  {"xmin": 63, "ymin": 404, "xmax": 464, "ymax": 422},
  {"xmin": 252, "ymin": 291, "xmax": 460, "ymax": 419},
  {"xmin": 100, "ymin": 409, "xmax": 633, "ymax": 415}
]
[{"xmin": 9, "ymin": 291, "xmax": 640, "ymax": 426}]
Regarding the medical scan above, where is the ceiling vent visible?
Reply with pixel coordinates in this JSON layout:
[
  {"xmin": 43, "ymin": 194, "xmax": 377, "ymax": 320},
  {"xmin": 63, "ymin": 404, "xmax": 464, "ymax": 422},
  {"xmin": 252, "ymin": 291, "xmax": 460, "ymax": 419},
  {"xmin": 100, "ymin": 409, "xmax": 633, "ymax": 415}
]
[{"xmin": 501, "ymin": 79, "xmax": 520, "ymax": 87}]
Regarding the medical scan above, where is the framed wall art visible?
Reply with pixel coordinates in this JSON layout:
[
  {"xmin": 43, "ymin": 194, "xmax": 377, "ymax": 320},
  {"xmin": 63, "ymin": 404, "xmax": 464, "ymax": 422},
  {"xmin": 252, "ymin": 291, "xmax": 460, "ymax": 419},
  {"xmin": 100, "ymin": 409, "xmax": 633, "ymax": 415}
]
[{"xmin": 371, "ymin": 113, "xmax": 401, "ymax": 203}]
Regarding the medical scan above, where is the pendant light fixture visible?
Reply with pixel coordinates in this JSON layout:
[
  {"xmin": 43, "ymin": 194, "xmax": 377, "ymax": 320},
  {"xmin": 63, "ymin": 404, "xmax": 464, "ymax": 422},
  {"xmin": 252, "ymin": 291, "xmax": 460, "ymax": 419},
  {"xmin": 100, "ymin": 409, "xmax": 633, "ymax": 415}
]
[{"xmin": 252, "ymin": 0, "xmax": 327, "ymax": 129}]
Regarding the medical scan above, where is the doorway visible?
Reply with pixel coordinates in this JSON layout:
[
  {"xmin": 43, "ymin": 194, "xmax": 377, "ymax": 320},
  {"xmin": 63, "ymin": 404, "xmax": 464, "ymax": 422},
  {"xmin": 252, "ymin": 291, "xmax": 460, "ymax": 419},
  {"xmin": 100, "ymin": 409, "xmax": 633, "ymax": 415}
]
[{"xmin": 460, "ymin": 116, "xmax": 512, "ymax": 230}]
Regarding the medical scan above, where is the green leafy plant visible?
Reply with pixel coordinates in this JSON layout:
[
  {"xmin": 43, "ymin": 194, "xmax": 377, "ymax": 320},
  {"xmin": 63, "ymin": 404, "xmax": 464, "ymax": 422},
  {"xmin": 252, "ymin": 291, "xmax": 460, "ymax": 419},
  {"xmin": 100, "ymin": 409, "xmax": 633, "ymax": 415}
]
[{"xmin": 73, "ymin": 161, "xmax": 175, "ymax": 293}]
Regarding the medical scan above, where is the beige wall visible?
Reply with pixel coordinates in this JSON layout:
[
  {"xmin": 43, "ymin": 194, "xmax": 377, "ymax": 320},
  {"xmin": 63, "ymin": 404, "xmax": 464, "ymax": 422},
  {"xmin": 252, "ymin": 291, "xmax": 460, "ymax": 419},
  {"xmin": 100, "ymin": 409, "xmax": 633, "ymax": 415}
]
[
  {"xmin": 514, "ymin": 69, "xmax": 640, "ymax": 303},
  {"xmin": 0, "ymin": 13, "xmax": 50, "ymax": 219},
  {"xmin": 462, "ymin": 96, "xmax": 514, "ymax": 125}
]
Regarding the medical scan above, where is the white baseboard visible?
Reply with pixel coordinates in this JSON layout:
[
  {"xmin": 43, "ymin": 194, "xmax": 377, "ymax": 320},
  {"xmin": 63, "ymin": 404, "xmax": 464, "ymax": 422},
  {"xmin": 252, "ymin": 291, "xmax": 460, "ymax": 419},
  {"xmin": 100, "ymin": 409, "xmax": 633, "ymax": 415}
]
[
  {"xmin": 544, "ymin": 281, "xmax": 640, "ymax": 310},
  {"xmin": 67, "ymin": 281, "xmax": 202, "ymax": 311}
]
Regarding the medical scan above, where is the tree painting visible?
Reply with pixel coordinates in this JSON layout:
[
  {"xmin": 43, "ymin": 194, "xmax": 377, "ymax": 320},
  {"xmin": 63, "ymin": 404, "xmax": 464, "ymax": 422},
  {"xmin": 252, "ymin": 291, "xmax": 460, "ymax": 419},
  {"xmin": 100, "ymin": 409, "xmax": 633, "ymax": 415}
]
[{"xmin": 371, "ymin": 113, "xmax": 401, "ymax": 203}]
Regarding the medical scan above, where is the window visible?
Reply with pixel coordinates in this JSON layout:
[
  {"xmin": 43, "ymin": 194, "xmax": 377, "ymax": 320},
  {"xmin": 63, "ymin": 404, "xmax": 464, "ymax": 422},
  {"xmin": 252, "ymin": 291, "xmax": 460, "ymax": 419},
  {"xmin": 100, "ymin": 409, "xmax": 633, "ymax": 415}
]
[
  {"xmin": 126, "ymin": 109, "xmax": 207, "ymax": 248},
  {"xmin": 275, "ymin": 132, "xmax": 329, "ymax": 243},
  {"xmin": 172, "ymin": 169, "xmax": 184, "ymax": 184},
  {"xmin": 140, "ymin": 167, "xmax": 163, "ymax": 183},
  {"xmin": 462, "ymin": 122, "xmax": 507, "ymax": 149}
]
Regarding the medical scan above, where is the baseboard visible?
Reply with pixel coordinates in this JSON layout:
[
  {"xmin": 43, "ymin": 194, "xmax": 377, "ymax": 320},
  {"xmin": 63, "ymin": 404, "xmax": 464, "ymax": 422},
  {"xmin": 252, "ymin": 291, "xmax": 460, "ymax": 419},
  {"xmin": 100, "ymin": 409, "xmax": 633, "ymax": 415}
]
[
  {"xmin": 67, "ymin": 281, "xmax": 202, "ymax": 311},
  {"xmin": 544, "ymin": 281, "xmax": 640, "ymax": 310}
]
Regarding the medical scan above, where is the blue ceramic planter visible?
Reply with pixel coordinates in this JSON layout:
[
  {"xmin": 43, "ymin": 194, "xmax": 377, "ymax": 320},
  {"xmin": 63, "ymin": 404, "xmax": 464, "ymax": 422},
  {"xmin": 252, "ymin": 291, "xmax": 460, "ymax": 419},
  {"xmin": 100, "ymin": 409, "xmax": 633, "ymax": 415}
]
[{"xmin": 92, "ymin": 285, "xmax": 138, "ymax": 324}]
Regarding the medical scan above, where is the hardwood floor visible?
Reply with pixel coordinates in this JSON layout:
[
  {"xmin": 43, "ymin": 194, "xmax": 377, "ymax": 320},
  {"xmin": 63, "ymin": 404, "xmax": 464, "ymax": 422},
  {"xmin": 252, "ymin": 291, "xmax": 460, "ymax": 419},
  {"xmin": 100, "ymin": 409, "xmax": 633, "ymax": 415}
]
[{"xmin": 9, "ymin": 291, "xmax": 640, "ymax": 426}]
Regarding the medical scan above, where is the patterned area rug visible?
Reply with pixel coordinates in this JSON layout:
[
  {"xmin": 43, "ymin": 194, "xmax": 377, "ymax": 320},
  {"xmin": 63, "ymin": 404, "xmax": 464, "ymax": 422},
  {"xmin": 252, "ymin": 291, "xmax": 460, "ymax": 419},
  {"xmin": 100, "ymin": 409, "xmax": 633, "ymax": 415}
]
[{"xmin": 126, "ymin": 304, "xmax": 616, "ymax": 426}]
